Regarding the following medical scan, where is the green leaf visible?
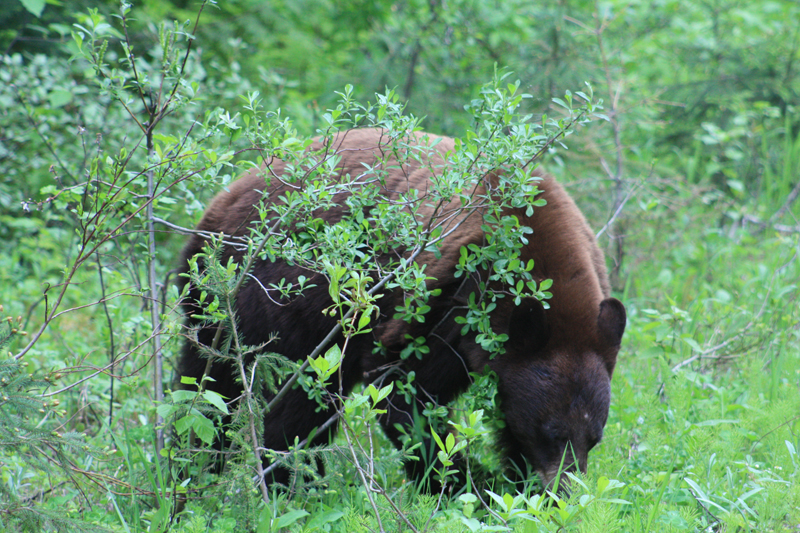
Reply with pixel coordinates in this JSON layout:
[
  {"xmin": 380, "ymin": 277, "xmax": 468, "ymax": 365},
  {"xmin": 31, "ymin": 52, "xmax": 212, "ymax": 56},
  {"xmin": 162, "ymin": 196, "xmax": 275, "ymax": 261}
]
[
  {"xmin": 682, "ymin": 337, "xmax": 703, "ymax": 352},
  {"xmin": 156, "ymin": 404, "xmax": 176, "ymax": 419},
  {"xmin": 48, "ymin": 89, "xmax": 73, "ymax": 108},
  {"xmin": 256, "ymin": 508, "xmax": 271, "ymax": 533},
  {"xmin": 376, "ymin": 382, "xmax": 393, "ymax": 403},
  {"xmin": 149, "ymin": 506, "xmax": 169, "ymax": 532},
  {"xmin": 431, "ymin": 427, "xmax": 446, "ymax": 452},
  {"xmin": 358, "ymin": 310, "xmax": 371, "ymax": 330},
  {"xmin": 306, "ymin": 510, "xmax": 344, "ymax": 529},
  {"xmin": 19, "ymin": 0, "xmax": 45, "ymax": 17},
  {"xmin": 192, "ymin": 415, "xmax": 216, "ymax": 444},
  {"xmin": 324, "ymin": 344, "xmax": 342, "ymax": 367},
  {"xmin": 552, "ymin": 97, "xmax": 570, "ymax": 110},
  {"xmin": 344, "ymin": 393, "xmax": 369, "ymax": 413},
  {"xmin": 274, "ymin": 509, "xmax": 309, "ymax": 529},
  {"xmin": 485, "ymin": 490, "xmax": 507, "ymax": 510},
  {"xmin": 202, "ymin": 390, "xmax": 229, "ymax": 414},
  {"xmin": 461, "ymin": 517, "xmax": 481, "ymax": 532},
  {"xmin": 171, "ymin": 390, "xmax": 196, "ymax": 403},
  {"xmin": 503, "ymin": 493, "xmax": 514, "ymax": 511},
  {"xmin": 459, "ymin": 493, "xmax": 478, "ymax": 504},
  {"xmin": 175, "ymin": 414, "xmax": 194, "ymax": 435}
]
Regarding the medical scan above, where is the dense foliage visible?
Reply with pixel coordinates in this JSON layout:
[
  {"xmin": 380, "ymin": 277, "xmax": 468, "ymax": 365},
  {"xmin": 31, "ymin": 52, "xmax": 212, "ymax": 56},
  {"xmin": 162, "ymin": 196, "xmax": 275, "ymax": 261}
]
[{"xmin": 1, "ymin": 0, "xmax": 798, "ymax": 531}]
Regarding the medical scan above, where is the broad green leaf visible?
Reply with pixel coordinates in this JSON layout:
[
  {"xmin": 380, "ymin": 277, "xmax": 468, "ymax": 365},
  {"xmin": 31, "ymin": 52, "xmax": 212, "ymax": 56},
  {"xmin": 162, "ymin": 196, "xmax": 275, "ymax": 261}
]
[
  {"xmin": 682, "ymin": 337, "xmax": 703, "ymax": 352},
  {"xmin": 485, "ymin": 490, "xmax": 507, "ymax": 510},
  {"xmin": 460, "ymin": 517, "xmax": 481, "ymax": 532},
  {"xmin": 375, "ymin": 382, "xmax": 393, "ymax": 403},
  {"xmin": 358, "ymin": 310, "xmax": 371, "ymax": 330},
  {"xmin": 171, "ymin": 390, "xmax": 196, "ymax": 402},
  {"xmin": 175, "ymin": 415, "xmax": 193, "ymax": 435},
  {"xmin": 274, "ymin": 509, "xmax": 309, "ymax": 529},
  {"xmin": 256, "ymin": 508, "xmax": 271, "ymax": 533},
  {"xmin": 19, "ymin": 0, "xmax": 45, "ymax": 17},
  {"xmin": 192, "ymin": 415, "xmax": 216, "ymax": 444},
  {"xmin": 503, "ymin": 493, "xmax": 514, "ymax": 511},
  {"xmin": 202, "ymin": 390, "xmax": 229, "ymax": 414},
  {"xmin": 156, "ymin": 404, "xmax": 176, "ymax": 419},
  {"xmin": 48, "ymin": 89, "xmax": 73, "ymax": 108},
  {"xmin": 458, "ymin": 493, "xmax": 478, "ymax": 504},
  {"xmin": 306, "ymin": 510, "xmax": 344, "ymax": 529},
  {"xmin": 446, "ymin": 432, "xmax": 455, "ymax": 453}
]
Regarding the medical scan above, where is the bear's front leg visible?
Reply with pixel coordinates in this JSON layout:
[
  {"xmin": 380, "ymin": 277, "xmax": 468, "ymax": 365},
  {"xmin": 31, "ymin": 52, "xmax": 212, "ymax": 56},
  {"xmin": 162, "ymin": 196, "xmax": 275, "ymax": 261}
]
[{"xmin": 372, "ymin": 332, "xmax": 476, "ymax": 493}]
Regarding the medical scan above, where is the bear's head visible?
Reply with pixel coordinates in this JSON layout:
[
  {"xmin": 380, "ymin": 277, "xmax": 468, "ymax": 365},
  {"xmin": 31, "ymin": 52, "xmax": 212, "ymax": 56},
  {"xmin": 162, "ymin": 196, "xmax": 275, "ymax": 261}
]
[{"xmin": 492, "ymin": 297, "xmax": 626, "ymax": 488}]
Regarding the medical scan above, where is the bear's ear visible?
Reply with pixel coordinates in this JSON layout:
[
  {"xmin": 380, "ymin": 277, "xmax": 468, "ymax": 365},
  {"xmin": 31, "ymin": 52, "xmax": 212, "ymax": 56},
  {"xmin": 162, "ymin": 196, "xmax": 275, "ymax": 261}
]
[
  {"xmin": 506, "ymin": 297, "xmax": 551, "ymax": 353},
  {"xmin": 597, "ymin": 298, "xmax": 626, "ymax": 348}
]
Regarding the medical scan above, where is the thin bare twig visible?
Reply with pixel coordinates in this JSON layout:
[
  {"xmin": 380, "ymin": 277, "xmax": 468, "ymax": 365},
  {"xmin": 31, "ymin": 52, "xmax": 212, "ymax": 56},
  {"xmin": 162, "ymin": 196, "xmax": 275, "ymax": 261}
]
[
  {"xmin": 742, "ymin": 178, "xmax": 800, "ymax": 234},
  {"xmin": 15, "ymin": 165, "xmax": 206, "ymax": 361},
  {"xmin": 595, "ymin": 184, "xmax": 636, "ymax": 239},
  {"xmin": 471, "ymin": 473, "xmax": 508, "ymax": 527},
  {"xmin": 340, "ymin": 417, "xmax": 387, "ymax": 532},
  {"xmin": 41, "ymin": 333, "xmax": 155, "ymax": 397},
  {"xmin": 339, "ymin": 415, "xmax": 420, "ymax": 533},
  {"xmin": 768, "ymin": 178, "xmax": 800, "ymax": 225},
  {"xmin": 750, "ymin": 415, "xmax": 800, "ymax": 451},
  {"xmin": 95, "ymin": 251, "xmax": 117, "ymax": 430},
  {"xmin": 671, "ymin": 265, "xmax": 779, "ymax": 372},
  {"xmin": 146, "ymin": 124, "xmax": 165, "ymax": 453}
]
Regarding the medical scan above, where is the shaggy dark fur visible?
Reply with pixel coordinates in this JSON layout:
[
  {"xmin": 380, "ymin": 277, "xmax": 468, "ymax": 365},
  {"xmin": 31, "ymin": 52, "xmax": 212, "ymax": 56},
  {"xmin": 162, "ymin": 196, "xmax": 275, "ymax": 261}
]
[{"xmin": 177, "ymin": 128, "xmax": 626, "ymax": 489}]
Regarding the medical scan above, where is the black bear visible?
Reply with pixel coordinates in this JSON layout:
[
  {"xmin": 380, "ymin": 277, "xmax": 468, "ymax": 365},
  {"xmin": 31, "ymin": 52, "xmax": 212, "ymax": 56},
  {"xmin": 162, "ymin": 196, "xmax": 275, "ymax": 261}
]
[{"xmin": 178, "ymin": 128, "xmax": 626, "ymax": 490}]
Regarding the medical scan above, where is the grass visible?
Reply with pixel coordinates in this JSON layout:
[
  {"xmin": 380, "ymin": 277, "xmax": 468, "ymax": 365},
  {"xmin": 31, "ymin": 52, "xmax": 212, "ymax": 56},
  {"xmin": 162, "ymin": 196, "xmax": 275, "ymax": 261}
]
[
  {"xmin": 153, "ymin": 182, "xmax": 799, "ymax": 532},
  {"xmin": 1, "ymin": 63, "xmax": 799, "ymax": 532},
  {"xmin": 586, "ymin": 192, "xmax": 800, "ymax": 532},
  {"xmin": 2, "ymin": 169, "xmax": 799, "ymax": 532}
]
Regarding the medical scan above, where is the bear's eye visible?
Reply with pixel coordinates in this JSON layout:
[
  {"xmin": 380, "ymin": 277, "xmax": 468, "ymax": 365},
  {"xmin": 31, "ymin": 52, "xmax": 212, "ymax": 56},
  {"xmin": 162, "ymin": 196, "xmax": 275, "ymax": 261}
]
[
  {"xmin": 544, "ymin": 432, "xmax": 570, "ymax": 451},
  {"xmin": 540, "ymin": 422, "xmax": 567, "ymax": 442}
]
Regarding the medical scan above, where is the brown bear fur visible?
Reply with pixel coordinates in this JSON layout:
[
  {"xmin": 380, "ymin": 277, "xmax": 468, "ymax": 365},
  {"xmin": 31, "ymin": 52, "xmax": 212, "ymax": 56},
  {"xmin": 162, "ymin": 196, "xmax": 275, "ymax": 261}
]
[{"xmin": 178, "ymin": 128, "xmax": 626, "ymax": 490}]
